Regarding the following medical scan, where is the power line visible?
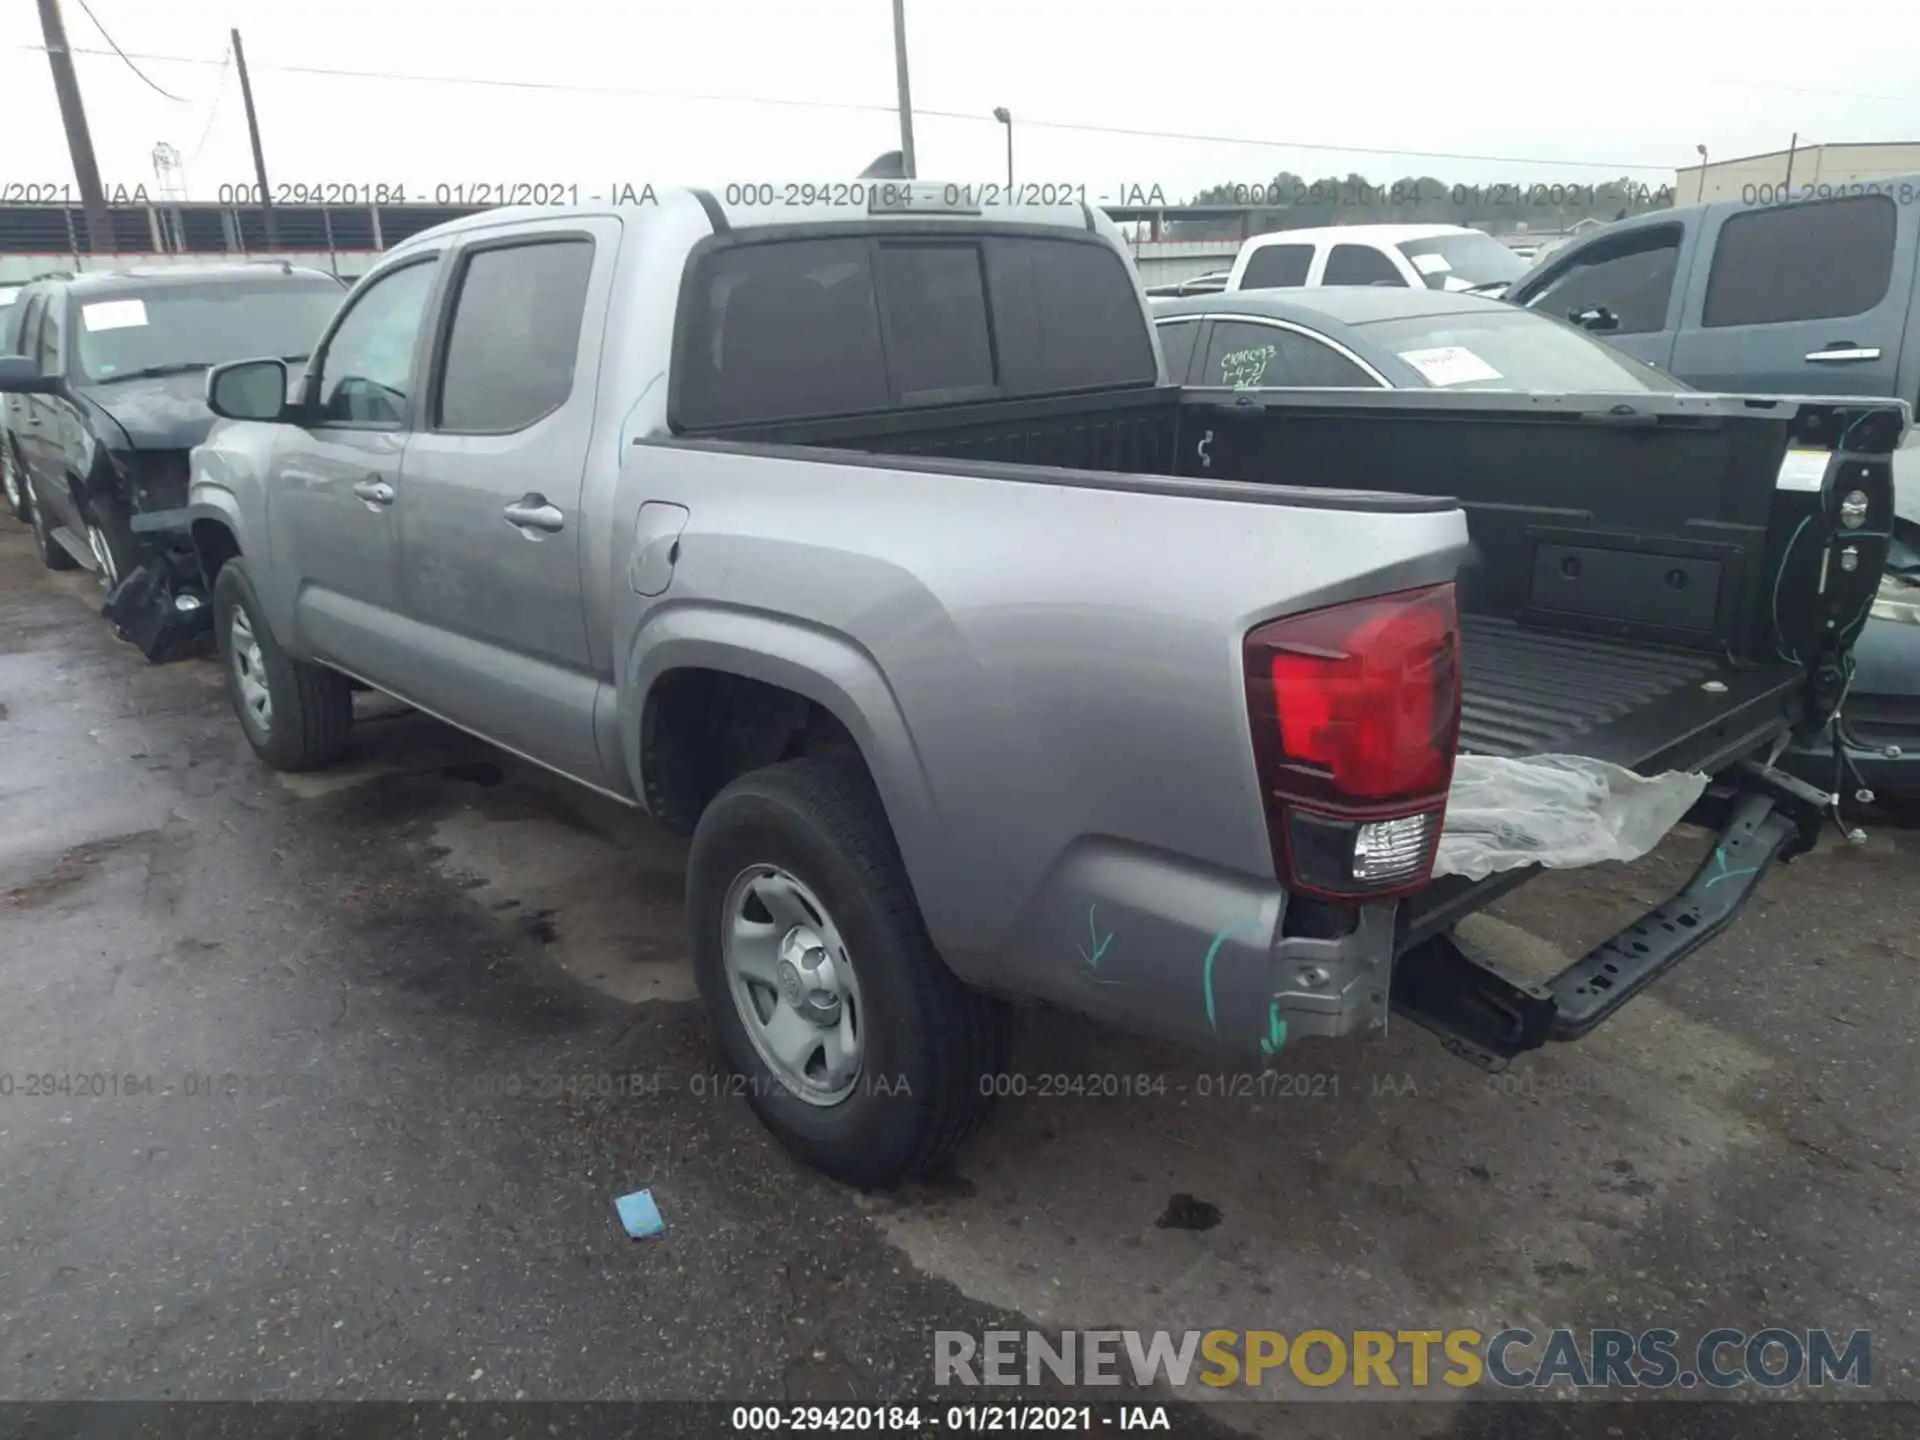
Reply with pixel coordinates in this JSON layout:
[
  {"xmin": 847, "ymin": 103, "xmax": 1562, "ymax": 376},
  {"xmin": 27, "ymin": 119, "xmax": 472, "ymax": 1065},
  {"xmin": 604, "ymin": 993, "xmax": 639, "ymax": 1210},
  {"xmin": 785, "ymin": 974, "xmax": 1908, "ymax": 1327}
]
[
  {"xmin": 184, "ymin": 46, "xmax": 233, "ymax": 164},
  {"xmin": 21, "ymin": 41, "xmax": 1920, "ymax": 175},
  {"xmin": 69, "ymin": 0, "xmax": 188, "ymax": 102}
]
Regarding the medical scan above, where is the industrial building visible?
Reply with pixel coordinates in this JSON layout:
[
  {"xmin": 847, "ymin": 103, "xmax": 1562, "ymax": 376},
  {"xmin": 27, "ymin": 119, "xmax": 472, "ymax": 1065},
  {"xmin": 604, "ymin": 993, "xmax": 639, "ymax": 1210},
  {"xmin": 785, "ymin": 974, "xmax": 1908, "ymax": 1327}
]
[{"xmin": 1673, "ymin": 140, "xmax": 1920, "ymax": 204}]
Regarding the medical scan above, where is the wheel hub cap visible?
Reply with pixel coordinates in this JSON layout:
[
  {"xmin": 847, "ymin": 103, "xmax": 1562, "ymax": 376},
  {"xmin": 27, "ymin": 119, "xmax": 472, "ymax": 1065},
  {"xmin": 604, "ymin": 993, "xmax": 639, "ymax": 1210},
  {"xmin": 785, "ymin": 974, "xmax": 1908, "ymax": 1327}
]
[
  {"xmin": 721, "ymin": 865, "xmax": 864, "ymax": 1106},
  {"xmin": 228, "ymin": 606, "xmax": 272, "ymax": 732}
]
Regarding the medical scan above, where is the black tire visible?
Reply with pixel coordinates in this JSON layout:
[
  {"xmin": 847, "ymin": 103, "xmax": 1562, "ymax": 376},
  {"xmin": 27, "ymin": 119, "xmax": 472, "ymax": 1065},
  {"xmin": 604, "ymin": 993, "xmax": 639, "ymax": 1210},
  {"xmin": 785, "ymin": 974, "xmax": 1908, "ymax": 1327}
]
[
  {"xmin": 27, "ymin": 485, "xmax": 76, "ymax": 571},
  {"xmin": 1, "ymin": 438, "xmax": 27, "ymax": 522},
  {"xmin": 83, "ymin": 494, "xmax": 140, "ymax": 592},
  {"xmin": 212, "ymin": 558, "xmax": 353, "ymax": 771},
  {"xmin": 687, "ymin": 755, "xmax": 1011, "ymax": 1189}
]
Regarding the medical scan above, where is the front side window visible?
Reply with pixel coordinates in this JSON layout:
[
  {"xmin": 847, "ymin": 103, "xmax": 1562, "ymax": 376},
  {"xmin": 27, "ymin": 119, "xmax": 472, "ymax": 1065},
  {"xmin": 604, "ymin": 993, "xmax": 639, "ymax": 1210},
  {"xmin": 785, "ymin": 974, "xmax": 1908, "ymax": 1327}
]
[
  {"xmin": 314, "ymin": 260, "xmax": 441, "ymax": 426},
  {"xmin": 436, "ymin": 239, "xmax": 594, "ymax": 432},
  {"xmin": 1702, "ymin": 195, "xmax": 1896, "ymax": 328},
  {"xmin": 74, "ymin": 281, "xmax": 346, "ymax": 384},
  {"xmin": 1240, "ymin": 243, "xmax": 1312, "ymax": 289},
  {"xmin": 1197, "ymin": 319, "xmax": 1380, "ymax": 389},
  {"xmin": 1519, "ymin": 226, "xmax": 1681, "ymax": 335},
  {"xmin": 1321, "ymin": 244, "xmax": 1407, "ymax": 287}
]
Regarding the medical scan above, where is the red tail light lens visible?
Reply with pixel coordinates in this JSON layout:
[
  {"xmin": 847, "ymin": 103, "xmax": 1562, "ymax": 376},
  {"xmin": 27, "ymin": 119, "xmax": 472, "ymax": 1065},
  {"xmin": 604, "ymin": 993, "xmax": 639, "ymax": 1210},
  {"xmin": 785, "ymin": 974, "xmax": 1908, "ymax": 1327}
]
[{"xmin": 1245, "ymin": 584, "xmax": 1462, "ymax": 900}]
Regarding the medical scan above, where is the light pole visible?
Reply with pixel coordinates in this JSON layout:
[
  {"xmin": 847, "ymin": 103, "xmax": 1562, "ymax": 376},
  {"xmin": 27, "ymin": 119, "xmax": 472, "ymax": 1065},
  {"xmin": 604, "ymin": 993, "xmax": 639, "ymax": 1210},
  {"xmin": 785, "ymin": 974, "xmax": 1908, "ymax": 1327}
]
[
  {"xmin": 1695, "ymin": 143, "xmax": 1708, "ymax": 203},
  {"xmin": 993, "ymin": 107, "xmax": 1012, "ymax": 189},
  {"xmin": 891, "ymin": 0, "xmax": 916, "ymax": 178}
]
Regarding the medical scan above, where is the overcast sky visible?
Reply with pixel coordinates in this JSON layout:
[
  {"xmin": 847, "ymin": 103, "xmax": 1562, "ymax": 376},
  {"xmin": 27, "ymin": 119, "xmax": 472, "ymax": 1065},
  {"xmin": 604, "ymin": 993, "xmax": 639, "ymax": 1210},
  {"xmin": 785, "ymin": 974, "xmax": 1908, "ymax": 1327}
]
[{"xmin": 5, "ymin": 0, "xmax": 1920, "ymax": 205}]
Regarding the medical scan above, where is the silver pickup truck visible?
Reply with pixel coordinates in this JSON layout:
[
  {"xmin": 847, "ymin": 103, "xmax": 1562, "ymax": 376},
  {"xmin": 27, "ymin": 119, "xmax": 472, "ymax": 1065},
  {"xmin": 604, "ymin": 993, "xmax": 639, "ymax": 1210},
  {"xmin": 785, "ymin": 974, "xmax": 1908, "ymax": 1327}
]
[{"xmin": 187, "ymin": 186, "xmax": 1900, "ymax": 1188}]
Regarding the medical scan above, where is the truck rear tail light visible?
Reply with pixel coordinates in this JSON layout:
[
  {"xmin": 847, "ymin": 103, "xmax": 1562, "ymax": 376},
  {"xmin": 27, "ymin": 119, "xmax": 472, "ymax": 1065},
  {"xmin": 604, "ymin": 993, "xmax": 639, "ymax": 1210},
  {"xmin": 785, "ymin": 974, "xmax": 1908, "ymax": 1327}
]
[{"xmin": 1244, "ymin": 584, "xmax": 1462, "ymax": 901}]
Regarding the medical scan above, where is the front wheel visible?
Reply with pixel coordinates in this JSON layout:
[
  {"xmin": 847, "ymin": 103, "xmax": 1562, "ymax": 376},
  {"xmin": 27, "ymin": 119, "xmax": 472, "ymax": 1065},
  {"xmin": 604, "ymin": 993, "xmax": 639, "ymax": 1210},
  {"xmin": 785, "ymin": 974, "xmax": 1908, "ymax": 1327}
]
[
  {"xmin": 212, "ymin": 558, "xmax": 353, "ymax": 771},
  {"xmin": 687, "ymin": 755, "xmax": 1010, "ymax": 1189},
  {"xmin": 84, "ymin": 496, "xmax": 139, "ymax": 592}
]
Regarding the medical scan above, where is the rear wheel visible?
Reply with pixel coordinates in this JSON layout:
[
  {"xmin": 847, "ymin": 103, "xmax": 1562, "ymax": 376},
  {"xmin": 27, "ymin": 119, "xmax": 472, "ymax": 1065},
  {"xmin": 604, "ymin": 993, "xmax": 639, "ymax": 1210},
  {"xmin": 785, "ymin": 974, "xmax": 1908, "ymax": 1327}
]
[
  {"xmin": 687, "ymin": 755, "xmax": 1010, "ymax": 1189},
  {"xmin": 213, "ymin": 558, "xmax": 353, "ymax": 771},
  {"xmin": 27, "ymin": 486, "xmax": 76, "ymax": 571}
]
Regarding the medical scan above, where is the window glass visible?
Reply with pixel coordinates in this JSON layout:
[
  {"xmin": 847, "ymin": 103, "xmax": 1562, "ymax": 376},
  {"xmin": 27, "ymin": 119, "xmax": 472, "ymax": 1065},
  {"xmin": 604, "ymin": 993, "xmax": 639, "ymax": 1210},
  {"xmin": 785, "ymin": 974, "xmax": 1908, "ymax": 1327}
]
[
  {"xmin": 11, "ymin": 295, "xmax": 43, "ymax": 360},
  {"xmin": 1702, "ymin": 195, "xmax": 1896, "ymax": 328},
  {"xmin": 1240, "ymin": 243, "xmax": 1312, "ymax": 289},
  {"xmin": 676, "ymin": 238, "xmax": 890, "ymax": 429},
  {"xmin": 74, "ymin": 281, "xmax": 344, "ymax": 383},
  {"xmin": 876, "ymin": 243, "xmax": 994, "ymax": 398},
  {"xmin": 1198, "ymin": 320, "xmax": 1380, "ymax": 389},
  {"xmin": 0, "ymin": 287, "xmax": 23, "ymax": 352},
  {"xmin": 1155, "ymin": 317, "xmax": 1202, "ymax": 382},
  {"xmin": 982, "ymin": 236, "xmax": 1157, "ymax": 391},
  {"xmin": 315, "ymin": 260, "xmax": 440, "ymax": 426},
  {"xmin": 1321, "ymin": 245, "xmax": 1407, "ymax": 287},
  {"xmin": 1358, "ymin": 309, "xmax": 1670, "ymax": 392},
  {"xmin": 437, "ymin": 240, "xmax": 594, "ymax": 431},
  {"xmin": 1520, "ymin": 227, "xmax": 1680, "ymax": 335},
  {"xmin": 1395, "ymin": 232, "xmax": 1528, "ymax": 291}
]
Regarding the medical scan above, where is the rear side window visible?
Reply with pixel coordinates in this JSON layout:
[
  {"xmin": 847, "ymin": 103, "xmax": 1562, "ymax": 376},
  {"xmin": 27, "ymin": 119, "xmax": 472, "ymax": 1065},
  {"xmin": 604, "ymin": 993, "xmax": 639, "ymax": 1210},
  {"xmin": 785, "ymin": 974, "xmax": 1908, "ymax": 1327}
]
[
  {"xmin": 876, "ymin": 244, "xmax": 994, "ymax": 399},
  {"xmin": 1322, "ymin": 245, "xmax": 1406, "ymax": 287},
  {"xmin": 1197, "ymin": 320, "xmax": 1380, "ymax": 389},
  {"xmin": 436, "ymin": 239, "xmax": 595, "ymax": 432},
  {"xmin": 1155, "ymin": 317, "xmax": 1202, "ymax": 382},
  {"xmin": 675, "ymin": 232, "xmax": 1155, "ymax": 429},
  {"xmin": 1240, "ymin": 242, "xmax": 1312, "ymax": 289},
  {"xmin": 1702, "ymin": 195, "xmax": 1896, "ymax": 328},
  {"xmin": 983, "ymin": 236, "xmax": 1156, "ymax": 392}
]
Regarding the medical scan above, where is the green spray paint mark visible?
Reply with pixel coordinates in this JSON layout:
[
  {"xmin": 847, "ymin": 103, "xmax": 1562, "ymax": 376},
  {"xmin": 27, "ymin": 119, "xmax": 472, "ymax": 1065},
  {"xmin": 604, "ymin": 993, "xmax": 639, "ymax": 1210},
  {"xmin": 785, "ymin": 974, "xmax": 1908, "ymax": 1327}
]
[
  {"xmin": 1202, "ymin": 920, "xmax": 1263, "ymax": 1036},
  {"xmin": 1259, "ymin": 999, "xmax": 1288, "ymax": 1056},
  {"xmin": 1078, "ymin": 905, "xmax": 1113, "ymax": 972},
  {"xmin": 1702, "ymin": 843, "xmax": 1759, "ymax": 891}
]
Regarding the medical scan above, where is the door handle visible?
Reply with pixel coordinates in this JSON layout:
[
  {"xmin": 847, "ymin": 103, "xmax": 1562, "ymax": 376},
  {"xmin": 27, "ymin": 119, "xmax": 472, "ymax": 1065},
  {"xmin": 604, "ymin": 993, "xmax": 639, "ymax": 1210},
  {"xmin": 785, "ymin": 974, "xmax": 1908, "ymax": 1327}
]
[
  {"xmin": 1805, "ymin": 345, "xmax": 1881, "ymax": 362},
  {"xmin": 351, "ymin": 478, "xmax": 394, "ymax": 509},
  {"xmin": 503, "ymin": 495, "xmax": 565, "ymax": 535}
]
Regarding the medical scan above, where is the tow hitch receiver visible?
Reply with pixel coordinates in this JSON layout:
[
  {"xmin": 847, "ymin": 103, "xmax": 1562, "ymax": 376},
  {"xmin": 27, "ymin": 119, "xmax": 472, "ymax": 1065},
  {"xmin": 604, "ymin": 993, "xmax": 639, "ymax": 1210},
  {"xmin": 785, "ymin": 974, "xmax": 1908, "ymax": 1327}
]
[{"xmin": 1393, "ymin": 765, "xmax": 1821, "ymax": 1071}]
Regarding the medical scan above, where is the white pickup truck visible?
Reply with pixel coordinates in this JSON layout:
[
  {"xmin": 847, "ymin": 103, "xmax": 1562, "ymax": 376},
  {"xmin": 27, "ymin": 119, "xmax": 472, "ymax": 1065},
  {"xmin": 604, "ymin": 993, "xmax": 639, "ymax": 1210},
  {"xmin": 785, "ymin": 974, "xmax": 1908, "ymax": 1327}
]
[{"xmin": 183, "ymin": 186, "xmax": 1898, "ymax": 1187}]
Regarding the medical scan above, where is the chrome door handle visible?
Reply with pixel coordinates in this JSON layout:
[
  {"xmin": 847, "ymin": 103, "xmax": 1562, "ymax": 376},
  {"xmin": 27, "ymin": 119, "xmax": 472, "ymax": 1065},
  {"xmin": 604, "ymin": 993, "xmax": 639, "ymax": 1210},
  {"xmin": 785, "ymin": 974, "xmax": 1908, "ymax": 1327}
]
[
  {"xmin": 1805, "ymin": 346, "xmax": 1881, "ymax": 362},
  {"xmin": 351, "ymin": 478, "xmax": 394, "ymax": 509},
  {"xmin": 503, "ymin": 497, "xmax": 565, "ymax": 535}
]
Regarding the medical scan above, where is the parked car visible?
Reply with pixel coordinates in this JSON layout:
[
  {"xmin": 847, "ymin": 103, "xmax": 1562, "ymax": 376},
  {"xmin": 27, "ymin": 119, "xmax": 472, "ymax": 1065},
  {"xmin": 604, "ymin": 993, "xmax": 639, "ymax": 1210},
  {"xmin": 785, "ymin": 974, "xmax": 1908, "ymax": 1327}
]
[
  {"xmin": 1225, "ymin": 223, "xmax": 1531, "ymax": 295},
  {"xmin": 1151, "ymin": 285, "xmax": 1920, "ymax": 799},
  {"xmin": 0, "ymin": 282, "xmax": 25, "ymax": 519},
  {"xmin": 1504, "ymin": 176, "xmax": 1920, "ymax": 404},
  {"xmin": 0, "ymin": 263, "xmax": 346, "ymax": 588},
  {"xmin": 186, "ymin": 187, "xmax": 1891, "ymax": 1188}
]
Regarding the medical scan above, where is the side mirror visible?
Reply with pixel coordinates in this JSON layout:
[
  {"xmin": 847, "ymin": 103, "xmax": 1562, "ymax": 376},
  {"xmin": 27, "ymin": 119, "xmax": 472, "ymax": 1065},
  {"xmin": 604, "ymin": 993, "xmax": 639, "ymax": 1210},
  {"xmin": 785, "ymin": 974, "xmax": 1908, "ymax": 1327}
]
[
  {"xmin": 1569, "ymin": 305, "xmax": 1620, "ymax": 333},
  {"xmin": 206, "ymin": 358, "xmax": 291, "ymax": 422},
  {"xmin": 0, "ymin": 353, "xmax": 64, "ymax": 395}
]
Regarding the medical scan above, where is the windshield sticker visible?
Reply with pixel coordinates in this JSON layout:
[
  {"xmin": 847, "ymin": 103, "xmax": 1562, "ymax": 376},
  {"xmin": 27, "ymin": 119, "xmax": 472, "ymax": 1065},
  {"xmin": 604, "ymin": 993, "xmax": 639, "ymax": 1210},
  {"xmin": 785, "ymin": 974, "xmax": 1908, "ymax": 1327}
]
[
  {"xmin": 1397, "ymin": 345, "xmax": 1503, "ymax": 387},
  {"xmin": 1410, "ymin": 252, "xmax": 1452, "ymax": 275},
  {"xmin": 1440, "ymin": 276, "xmax": 1476, "ymax": 292},
  {"xmin": 81, "ymin": 299, "xmax": 149, "ymax": 332},
  {"xmin": 1219, "ymin": 343, "xmax": 1276, "ymax": 389}
]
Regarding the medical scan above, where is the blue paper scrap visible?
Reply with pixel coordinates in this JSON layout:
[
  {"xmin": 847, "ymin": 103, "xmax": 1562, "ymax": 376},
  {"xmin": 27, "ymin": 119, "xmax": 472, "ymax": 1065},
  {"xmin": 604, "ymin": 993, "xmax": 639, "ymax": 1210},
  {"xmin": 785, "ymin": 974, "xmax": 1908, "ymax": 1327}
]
[{"xmin": 616, "ymin": 1188, "xmax": 664, "ymax": 1239}]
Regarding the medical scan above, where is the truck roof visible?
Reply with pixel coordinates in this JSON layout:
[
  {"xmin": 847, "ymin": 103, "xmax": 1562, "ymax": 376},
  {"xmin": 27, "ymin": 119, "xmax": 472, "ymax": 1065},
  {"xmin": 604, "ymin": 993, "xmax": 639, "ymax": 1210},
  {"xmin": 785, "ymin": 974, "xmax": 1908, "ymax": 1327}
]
[
  {"xmin": 389, "ymin": 185, "xmax": 1117, "ymax": 254},
  {"xmin": 1239, "ymin": 223, "xmax": 1484, "ymax": 247},
  {"xmin": 47, "ymin": 262, "xmax": 341, "ymax": 294}
]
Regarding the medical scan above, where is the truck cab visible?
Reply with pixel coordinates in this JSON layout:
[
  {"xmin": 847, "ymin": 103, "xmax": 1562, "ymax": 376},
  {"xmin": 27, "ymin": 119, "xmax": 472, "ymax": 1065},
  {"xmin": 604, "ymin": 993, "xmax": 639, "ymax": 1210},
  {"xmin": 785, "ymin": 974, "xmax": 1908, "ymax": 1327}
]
[{"xmin": 1226, "ymin": 224, "xmax": 1532, "ymax": 295}]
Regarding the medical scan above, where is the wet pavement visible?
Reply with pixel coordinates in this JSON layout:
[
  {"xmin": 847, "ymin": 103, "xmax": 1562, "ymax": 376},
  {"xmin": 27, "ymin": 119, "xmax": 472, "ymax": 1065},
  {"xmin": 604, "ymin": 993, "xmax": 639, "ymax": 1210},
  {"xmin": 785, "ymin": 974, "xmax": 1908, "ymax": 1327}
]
[{"xmin": 0, "ymin": 514, "xmax": 1914, "ymax": 1431}]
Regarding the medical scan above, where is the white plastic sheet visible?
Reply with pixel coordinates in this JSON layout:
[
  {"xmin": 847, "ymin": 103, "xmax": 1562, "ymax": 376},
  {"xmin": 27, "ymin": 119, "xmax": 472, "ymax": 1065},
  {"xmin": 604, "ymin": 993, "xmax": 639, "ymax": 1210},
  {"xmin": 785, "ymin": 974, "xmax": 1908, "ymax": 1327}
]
[{"xmin": 1432, "ymin": 753, "xmax": 1710, "ymax": 882}]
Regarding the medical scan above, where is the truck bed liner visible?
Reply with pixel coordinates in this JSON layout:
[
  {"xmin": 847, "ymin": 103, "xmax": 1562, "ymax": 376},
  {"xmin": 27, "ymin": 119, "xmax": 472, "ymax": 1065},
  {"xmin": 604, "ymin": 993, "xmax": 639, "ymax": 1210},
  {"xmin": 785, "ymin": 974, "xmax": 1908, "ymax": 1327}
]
[{"xmin": 1459, "ymin": 617, "xmax": 1802, "ymax": 770}]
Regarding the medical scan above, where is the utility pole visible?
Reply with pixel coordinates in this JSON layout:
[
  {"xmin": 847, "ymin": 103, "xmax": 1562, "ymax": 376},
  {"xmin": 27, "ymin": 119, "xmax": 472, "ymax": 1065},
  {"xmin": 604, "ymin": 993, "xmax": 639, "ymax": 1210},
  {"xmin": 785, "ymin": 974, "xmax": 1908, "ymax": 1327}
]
[
  {"xmin": 891, "ymin": 0, "xmax": 916, "ymax": 178},
  {"xmin": 232, "ymin": 29, "xmax": 279, "ymax": 249},
  {"xmin": 35, "ymin": 0, "xmax": 112, "ymax": 254}
]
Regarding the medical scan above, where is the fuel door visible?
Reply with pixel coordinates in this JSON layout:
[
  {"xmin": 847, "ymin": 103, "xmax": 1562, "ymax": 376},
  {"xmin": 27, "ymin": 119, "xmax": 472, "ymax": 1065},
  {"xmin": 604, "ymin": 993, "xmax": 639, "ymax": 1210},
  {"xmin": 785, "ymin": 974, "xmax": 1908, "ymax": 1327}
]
[{"xmin": 629, "ymin": 501, "xmax": 690, "ymax": 597}]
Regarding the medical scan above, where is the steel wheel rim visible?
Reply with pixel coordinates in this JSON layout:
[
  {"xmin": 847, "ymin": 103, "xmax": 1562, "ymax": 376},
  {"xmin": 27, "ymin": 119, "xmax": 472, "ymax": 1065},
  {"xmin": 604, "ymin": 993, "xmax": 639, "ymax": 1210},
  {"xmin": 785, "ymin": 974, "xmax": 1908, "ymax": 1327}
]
[
  {"xmin": 87, "ymin": 524, "xmax": 119, "ymax": 589},
  {"xmin": 228, "ymin": 605, "xmax": 272, "ymax": 732},
  {"xmin": 720, "ymin": 864, "xmax": 865, "ymax": 1107}
]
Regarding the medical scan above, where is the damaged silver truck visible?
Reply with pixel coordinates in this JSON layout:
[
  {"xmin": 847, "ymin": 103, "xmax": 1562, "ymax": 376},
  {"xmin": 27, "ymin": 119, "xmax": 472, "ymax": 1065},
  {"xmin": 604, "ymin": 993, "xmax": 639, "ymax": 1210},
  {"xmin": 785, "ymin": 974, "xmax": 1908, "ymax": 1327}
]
[{"xmin": 184, "ymin": 187, "xmax": 1900, "ymax": 1187}]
